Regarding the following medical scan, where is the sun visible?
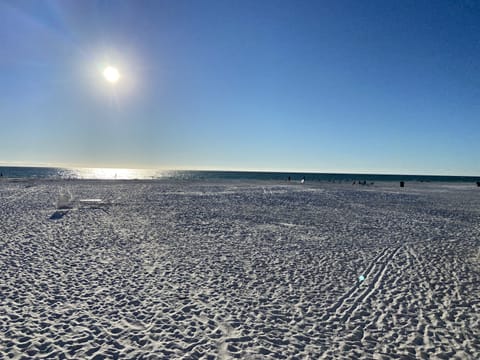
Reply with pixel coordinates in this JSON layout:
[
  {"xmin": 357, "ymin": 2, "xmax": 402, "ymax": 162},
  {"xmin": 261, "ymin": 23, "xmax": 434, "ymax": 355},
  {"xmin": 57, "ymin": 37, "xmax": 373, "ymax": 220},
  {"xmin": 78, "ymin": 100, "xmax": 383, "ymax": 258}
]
[{"xmin": 103, "ymin": 66, "xmax": 120, "ymax": 83}]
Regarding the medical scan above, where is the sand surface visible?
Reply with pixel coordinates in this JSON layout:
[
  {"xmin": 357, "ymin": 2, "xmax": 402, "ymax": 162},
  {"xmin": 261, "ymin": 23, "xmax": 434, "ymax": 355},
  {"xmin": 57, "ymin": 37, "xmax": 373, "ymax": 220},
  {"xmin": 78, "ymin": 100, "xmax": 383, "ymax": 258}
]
[{"xmin": 1, "ymin": 180, "xmax": 479, "ymax": 359}]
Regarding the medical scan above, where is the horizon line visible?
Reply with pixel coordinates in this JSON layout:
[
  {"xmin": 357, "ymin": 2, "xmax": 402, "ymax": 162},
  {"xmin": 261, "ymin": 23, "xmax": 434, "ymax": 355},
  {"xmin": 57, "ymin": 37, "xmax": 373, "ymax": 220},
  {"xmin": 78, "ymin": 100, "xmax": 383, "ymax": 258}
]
[{"xmin": 0, "ymin": 162, "xmax": 479, "ymax": 178}]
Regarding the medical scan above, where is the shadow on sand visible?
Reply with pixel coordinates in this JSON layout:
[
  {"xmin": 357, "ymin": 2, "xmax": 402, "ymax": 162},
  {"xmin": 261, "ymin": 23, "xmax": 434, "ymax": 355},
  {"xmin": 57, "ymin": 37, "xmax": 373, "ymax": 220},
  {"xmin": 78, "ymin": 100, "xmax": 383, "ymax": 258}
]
[{"xmin": 49, "ymin": 210, "xmax": 68, "ymax": 220}]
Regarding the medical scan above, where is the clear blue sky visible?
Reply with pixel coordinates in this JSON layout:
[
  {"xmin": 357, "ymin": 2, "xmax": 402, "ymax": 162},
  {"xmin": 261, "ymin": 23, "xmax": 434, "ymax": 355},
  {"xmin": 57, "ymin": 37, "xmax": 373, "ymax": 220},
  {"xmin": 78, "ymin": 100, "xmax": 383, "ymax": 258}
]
[{"xmin": 1, "ymin": 0, "xmax": 479, "ymax": 175}]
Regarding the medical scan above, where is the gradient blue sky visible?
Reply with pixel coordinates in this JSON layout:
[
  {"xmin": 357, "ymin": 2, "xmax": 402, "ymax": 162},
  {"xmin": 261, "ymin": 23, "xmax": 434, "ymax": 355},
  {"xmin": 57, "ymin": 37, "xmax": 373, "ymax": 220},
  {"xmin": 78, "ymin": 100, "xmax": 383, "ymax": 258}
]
[{"xmin": 1, "ymin": 0, "xmax": 479, "ymax": 175}]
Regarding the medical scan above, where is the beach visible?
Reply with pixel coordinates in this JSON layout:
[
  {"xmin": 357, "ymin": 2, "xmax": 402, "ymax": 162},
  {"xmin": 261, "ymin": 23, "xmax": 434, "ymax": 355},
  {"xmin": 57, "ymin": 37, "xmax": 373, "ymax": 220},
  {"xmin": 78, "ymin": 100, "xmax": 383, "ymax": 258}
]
[{"xmin": 1, "ymin": 179, "xmax": 479, "ymax": 359}]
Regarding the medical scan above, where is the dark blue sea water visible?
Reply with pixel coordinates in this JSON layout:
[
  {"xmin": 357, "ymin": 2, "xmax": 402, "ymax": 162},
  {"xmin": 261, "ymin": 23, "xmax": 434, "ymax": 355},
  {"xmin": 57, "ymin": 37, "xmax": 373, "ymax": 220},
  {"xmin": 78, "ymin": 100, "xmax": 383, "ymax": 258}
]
[{"xmin": 0, "ymin": 166, "xmax": 479, "ymax": 183}]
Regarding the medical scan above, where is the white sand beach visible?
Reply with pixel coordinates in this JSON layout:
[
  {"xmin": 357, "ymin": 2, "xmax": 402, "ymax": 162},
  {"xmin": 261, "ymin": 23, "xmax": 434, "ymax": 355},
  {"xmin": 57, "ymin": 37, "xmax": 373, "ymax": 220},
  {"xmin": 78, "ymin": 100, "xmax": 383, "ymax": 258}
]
[{"xmin": 1, "ymin": 180, "xmax": 479, "ymax": 359}]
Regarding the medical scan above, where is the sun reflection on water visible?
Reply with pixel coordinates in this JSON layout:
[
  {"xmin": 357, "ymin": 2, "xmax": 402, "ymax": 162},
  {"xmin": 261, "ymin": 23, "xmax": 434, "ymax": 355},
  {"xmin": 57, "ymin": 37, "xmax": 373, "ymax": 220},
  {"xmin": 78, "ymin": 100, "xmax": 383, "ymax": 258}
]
[{"xmin": 71, "ymin": 168, "xmax": 165, "ymax": 180}]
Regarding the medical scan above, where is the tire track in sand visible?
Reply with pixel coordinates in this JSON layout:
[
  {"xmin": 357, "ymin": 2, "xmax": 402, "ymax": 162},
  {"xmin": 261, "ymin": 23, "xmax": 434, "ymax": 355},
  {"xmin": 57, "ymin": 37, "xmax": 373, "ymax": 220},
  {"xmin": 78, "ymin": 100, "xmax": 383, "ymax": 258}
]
[
  {"xmin": 321, "ymin": 247, "xmax": 391, "ymax": 322},
  {"xmin": 323, "ymin": 245, "xmax": 402, "ymax": 327}
]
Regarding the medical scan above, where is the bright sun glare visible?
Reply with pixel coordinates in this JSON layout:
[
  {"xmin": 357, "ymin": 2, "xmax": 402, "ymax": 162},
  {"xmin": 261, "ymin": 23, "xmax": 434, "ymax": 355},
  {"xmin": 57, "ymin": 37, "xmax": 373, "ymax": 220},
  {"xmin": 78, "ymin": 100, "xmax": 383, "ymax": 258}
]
[{"xmin": 103, "ymin": 66, "xmax": 120, "ymax": 83}]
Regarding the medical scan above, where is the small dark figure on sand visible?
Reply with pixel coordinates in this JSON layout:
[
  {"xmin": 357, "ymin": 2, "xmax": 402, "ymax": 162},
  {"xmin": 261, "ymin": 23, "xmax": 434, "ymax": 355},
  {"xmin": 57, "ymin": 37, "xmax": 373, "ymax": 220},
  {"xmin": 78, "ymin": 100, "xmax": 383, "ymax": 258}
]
[
  {"xmin": 288, "ymin": 176, "xmax": 291, "ymax": 182},
  {"xmin": 476, "ymin": 181, "xmax": 480, "ymax": 187}
]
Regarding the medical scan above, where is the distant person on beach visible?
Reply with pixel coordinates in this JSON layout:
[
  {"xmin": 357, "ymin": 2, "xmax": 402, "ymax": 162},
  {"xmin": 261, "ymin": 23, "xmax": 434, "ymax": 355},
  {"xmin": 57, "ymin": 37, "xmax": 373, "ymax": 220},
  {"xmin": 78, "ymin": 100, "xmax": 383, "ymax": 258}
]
[
  {"xmin": 301, "ymin": 176, "xmax": 305, "ymax": 184},
  {"xmin": 288, "ymin": 176, "xmax": 291, "ymax": 181}
]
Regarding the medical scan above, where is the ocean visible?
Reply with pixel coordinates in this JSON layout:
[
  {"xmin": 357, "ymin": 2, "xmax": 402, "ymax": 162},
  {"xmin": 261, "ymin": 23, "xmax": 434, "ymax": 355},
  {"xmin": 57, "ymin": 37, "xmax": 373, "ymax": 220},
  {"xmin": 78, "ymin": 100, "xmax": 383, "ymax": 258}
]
[{"xmin": 0, "ymin": 166, "xmax": 478, "ymax": 183}]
